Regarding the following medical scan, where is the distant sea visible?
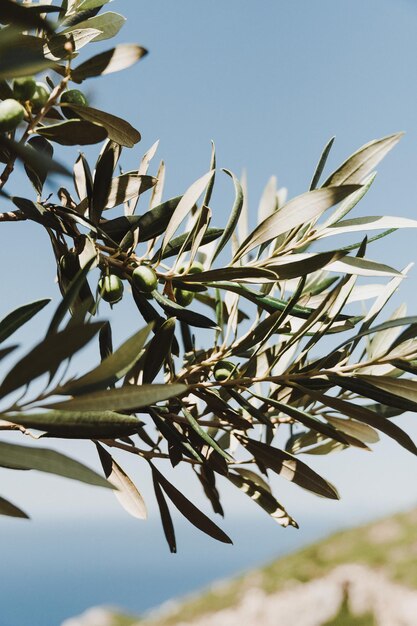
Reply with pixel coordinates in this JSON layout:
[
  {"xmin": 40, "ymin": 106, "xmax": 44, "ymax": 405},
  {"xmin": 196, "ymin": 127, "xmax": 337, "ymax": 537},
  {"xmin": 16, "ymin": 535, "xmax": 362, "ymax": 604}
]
[{"xmin": 0, "ymin": 514, "xmax": 342, "ymax": 626}]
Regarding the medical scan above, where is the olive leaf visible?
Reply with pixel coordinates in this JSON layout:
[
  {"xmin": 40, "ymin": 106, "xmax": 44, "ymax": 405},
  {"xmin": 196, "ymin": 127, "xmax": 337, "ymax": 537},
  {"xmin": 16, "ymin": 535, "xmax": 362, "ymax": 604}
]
[
  {"xmin": 72, "ymin": 43, "xmax": 147, "ymax": 82},
  {"xmin": 233, "ymin": 185, "xmax": 361, "ymax": 261},
  {"xmin": 310, "ymin": 136, "xmax": 335, "ymax": 190},
  {"xmin": 0, "ymin": 299, "xmax": 50, "ymax": 344},
  {"xmin": 44, "ymin": 383, "xmax": 187, "ymax": 412},
  {"xmin": 56, "ymin": 324, "xmax": 153, "ymax": 395},
  {"xmin": 241, "ymin": 436, "xmax": 340, "ymax": 499},
  {"xmin": 66, "ymin": 104, "xmax": 140, "ymax": 147},
  {"xmin": 0, "ymin": 495, "xmax": 29, "ymax": 519},
  {"xmin": 96, "ymin": 443, "xmax": 147, "ymax": 519},
  {"xmin": 323, "ymin": 132, "xmax": 403, "ymax": 186},
  {"xmin": 0, "ymin": 441, "xmax": 113, "ymax": 489},
  {"xmin": 4, "ymin": 410, "xmax": 142, "ymax": 439},
  {"xmin": 37, "ymin": 120, "xmax": 108, "ymax": 146},
  {"xmin": 160, "ymin": 171, "xmax": 215, "ymax": 256},
  {"xmin": 228, "ymin": 469, "xmax": 298, "ymax": 528},
  {"xmin": 61, "ymin": 12, "xmax": 126, "ymax": 43},
  {"xmin": 150, "ymin": 464, "xmax": 233, "ymax": 545},
  {"xmin": 0, "ymin": 322, "xmax": 103, "ymax": 398}
]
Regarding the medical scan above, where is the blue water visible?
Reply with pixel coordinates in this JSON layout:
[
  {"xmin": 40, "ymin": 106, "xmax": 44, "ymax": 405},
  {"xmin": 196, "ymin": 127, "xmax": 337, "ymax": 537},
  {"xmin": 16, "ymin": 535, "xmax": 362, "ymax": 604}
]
[{"xmin": 0, "ymin": 514, "xmax": 334, "ymax": 626}]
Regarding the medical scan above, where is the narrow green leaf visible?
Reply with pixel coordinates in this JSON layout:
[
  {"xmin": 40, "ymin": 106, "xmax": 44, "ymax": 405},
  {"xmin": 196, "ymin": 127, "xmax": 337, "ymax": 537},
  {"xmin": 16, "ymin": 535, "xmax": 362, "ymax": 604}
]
[
  {"xmin": 202, "ymin": 140, "xmax": 216, "ymax": 206},
  {"xmin": 0, "ymin": 495, "xmax": 29, "ymax": 519},
  {"xmin": 152, "ymin": 291, "xmax": 219, "ymax": 329},
  {"xmin": 310, "ymin": 136, "xmax": 335, "ymax": 190},
  {"xmin": 151, "ymin": 466, "xmax": 176, "ymax": 552},
  {"xmin": 148, "ymin": 408, "xmax": 203, "ymax": 463},
  {"xmin": 323, "ymin": 132, "xmax": 403, "ymax": 186},
  {"xmin": 328, "ymin": 374, "xmax": 417, "ymax": 417},
  {"xmin": 181, "ymin": 405, "xmax": 234, "ymax": 462},
  {"xmin": 176, "ymin": 266, "xmax": 278, "ymax": 284},
  {"xmin": 96, "ymin": 443, "xmax": 147, "ymax": 519},
  {"xmin": 24, "ymin": 136, "xmax": 53, "ymax": 194},
  {"xmin": 155, "ymin": 227, "xmax": 223, "ymax": 261},
  {"xmin": 151, "ymin": 464, "xmax": 233, "ymax": 544},
  {"xmin": 328, "ymin": 256, "xmax": 402, "ymax": 277},
  {"xmin": 37, "ymin": 120, "xmax": 108, "ymax": 146},
  {"xmin": 0, "ymin": 135, "xmax": 70, "ymax": 178},
  {"xmin": 44, "ymin": 383, "xmax": 187, "ymax": 412},
  {"xmin": 47, "ymin": 256, "xmax": 96, "ymax": 336},
  {"xmin": 0, "ymin": 346, "xmax": 18, "ymax": 362},
  {"xmin": 317, "ymin": 215, "xmax": 417, "ymax": 240},
  {"xmin": 241, "ymin": 436, "xmax": 340, "ymax": 499},
  {"xmin": 105, "ymin": 173, "xmax": 156, "ymax": 209},
  {"xmin": 73, "ymin": 152, "xmax": 93, "ymax": 202},
  {"xmin": 67, "ymin": 104, "xmax": 140, "ymax": 147},
  {"xmin": 161, "ymin": 171, "xmax": 215, "ymax": 256},
  {"xmin": 325, "ymin": 415, "xmax": 379, "ymax": 444},
  {"xmin": 302, "ymin": 387, "xmax": 417, "ymax": 455},
  {"xmin": 0, "ymin": 322, "xmax": 103, "ymax": 398},
  {"xmin": 209, "ymin": 281, "xmax": 352, "ymax": 322},
  {"xmin": 135, "ymin": 195, "xmax": 182, "ymax": 241},
  {"xmin": 0, "ymin": 441, "xmax": 113, "ymax": 488},
  {"xmin": 212, "ymin": 169, "xmax": 244, "ymax": 262},
  {"xmin": 143, "ymin": 318, "xmax": 175, "ymax": 383},
  {"xmin": 233, "ymin": 185, "xmax": 361, "ymax": 261},
  {"xmin": 250, "ymin": 393, "xmax": 360, "ymax": 448},
  {"xmin": 5, "ymin": 410, "xmax": 142, "ymax": 439},
  {"xmin": 0, "ymin": 299, "xmax": 50, "ymax": 344},
  {"xmin": 321, "ymin": 173, "xmax": 377, "ymax": 228},
  {"xmin": 358, "ymin": 375, "xmax": 417, "ymax": 407},
  {"xmin": 45, "ymin": 29, "xmax": 101, "ymax": 60},
  {"xmin": 72, "ymin": 44, "xmax": 147, "ymax": 82},
  {"xmin": 228, "ymin": 470, "xmax": 298, "ymax": 528},
  {"xmin": 61, "ymin": 12, "xmax": 126, "ymax": 42},
  {"xmin": 91, "ymin": 140, "xmax": 119, "ymax": 222},
  {"xmin": 57, "ymin": 324, "xmax": 153, "ymax": 395},
  {"xmin": 265, "ymin": 250, "xmax": 345, "ymax": 280},
  {"xmin": 334, "ymin": 316, "xmax": 417, "ymax": 353}
]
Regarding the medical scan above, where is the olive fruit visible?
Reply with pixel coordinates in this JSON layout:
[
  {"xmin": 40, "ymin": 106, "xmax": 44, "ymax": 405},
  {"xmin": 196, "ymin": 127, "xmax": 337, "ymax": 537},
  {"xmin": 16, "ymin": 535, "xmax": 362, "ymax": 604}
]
[
  {"xmin": 179, "ymin": 261, "xmax": 204, "ymax": 274},
  {"xmin": 189, "ymin": 261, "xmax": 204, "ymax": 274},
  {"xmin": 31, "ymin": 82, "xmax": 50, "ymax": 112},
  {"xmin": 132, "ymin": 265, "xmax": 158, "ymax": 293},
  {"xmin": 59, "ymin": 251, "xmax": 79, "ymax": 277},
  {"xmin": 60, "ymin": 89, "xmax": 88, "ymax": 119},
  {"xmin": 174, "ymin": 288, "xmax": 194, "ymax": 307},
  {"xmin": 213, "ymin": 360, "xmax": 236, "ymax": 382},
  {"xmin": 13, "ymin": 76, "xmax": 36, "ymax": 101},
  {"xmin": 0, "ymin": 99, "xmax": 25, "ymax": 132},
  {"xmin": 98, "ymin": 274, "xmax": 124, "ymax": 304}
]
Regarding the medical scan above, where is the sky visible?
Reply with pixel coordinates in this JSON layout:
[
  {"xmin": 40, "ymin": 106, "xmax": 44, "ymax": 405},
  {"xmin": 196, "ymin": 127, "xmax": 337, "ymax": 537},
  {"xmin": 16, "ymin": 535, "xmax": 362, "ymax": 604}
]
[{"xmin": 1, "ymin": 0, "xmax": 417, "ymax": 564}]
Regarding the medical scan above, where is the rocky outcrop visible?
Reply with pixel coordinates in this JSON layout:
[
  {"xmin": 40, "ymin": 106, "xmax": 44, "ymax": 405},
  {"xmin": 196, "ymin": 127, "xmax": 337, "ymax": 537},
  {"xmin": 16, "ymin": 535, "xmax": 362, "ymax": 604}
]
[
  {"xmin": 144, "ymin": 564, "xmax": 417, "ymax": 626},
  {"xmin": 63, "ymin": 563, "xmax": 417, "ymax": 626}
]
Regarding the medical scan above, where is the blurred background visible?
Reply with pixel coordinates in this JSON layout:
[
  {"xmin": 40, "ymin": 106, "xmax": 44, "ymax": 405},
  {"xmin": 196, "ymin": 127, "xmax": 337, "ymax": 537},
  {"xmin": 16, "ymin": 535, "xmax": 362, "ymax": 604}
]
[{"xmin": 1, "ymin": 1, "xmax": 417, "ymax": 624}]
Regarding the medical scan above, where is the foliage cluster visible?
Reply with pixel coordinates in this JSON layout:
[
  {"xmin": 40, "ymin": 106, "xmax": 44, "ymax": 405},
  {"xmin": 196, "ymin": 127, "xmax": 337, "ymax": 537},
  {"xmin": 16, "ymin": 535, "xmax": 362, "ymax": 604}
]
[{"xmin": 1, "ymin": 0, "xmax": 417, "ymax": 552}]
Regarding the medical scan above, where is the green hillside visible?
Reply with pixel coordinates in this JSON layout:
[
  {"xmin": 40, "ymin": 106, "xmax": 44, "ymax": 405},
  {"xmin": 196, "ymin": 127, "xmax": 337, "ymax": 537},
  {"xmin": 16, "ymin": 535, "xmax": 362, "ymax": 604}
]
[
  {"xmin": 79, "ymin": 508, "xmax": 417, "ymax": 626},
  {"xmin": 140, "ymin": 508, "xmax": 417, "ymax": 625}
]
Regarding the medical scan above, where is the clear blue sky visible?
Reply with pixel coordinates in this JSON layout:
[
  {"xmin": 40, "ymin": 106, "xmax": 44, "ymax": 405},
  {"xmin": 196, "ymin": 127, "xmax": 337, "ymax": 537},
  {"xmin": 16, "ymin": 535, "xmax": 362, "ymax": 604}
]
[{"xmin": 2, "ymin": 0, "xmax": 417, "ymax": 567}]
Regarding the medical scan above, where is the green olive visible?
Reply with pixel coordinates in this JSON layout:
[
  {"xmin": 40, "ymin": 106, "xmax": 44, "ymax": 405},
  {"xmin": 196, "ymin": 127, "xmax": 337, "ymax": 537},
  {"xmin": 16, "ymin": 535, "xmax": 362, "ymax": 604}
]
[
  {"xmin": 31, "ymin": 82, "xmax": 50, "ymax": 112},
  {"xmin": 59, "ymin": 251, "xmax": 79, "ymax": 277},
  {"xmin": 132, "ymin": 265, "xmax": 158, "ymax": 293},
  {"xmin": 174, "ymin": 288, "xmax": 195, "ymax": 307},
  {"xmin": 179, "ymin": 261, "xmax": 204, "ymax": 274},
  {"xmin": 60, "ymin": 89, "xmax": 88, "ymax": 119},
  {"xmin": 0, "ymin": 99, "xmax": 25, "ymax": 133},
  {"xmin": 213, "ymin": 360, "xmax": 236, "ymax": 382},
  {"xmin": 98, "ymin": 274, "xmax": 124, "ymax": 304},
  {"xmin": 13, "ymin": 76, "xmax": 36, "ymax": 101}
]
